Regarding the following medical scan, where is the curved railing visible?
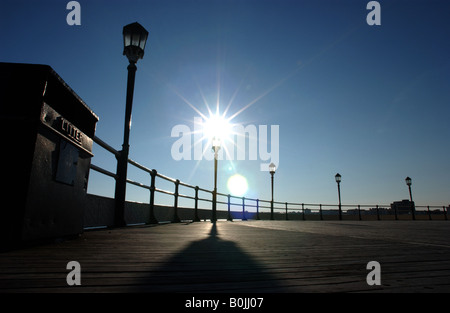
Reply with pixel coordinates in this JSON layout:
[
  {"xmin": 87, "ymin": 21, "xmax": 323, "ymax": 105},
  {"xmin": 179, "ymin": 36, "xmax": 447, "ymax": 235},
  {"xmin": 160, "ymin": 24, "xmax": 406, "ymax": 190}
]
[{"xmin": 89, "ymin": 136, "xmax": 449, "ymax": 224}]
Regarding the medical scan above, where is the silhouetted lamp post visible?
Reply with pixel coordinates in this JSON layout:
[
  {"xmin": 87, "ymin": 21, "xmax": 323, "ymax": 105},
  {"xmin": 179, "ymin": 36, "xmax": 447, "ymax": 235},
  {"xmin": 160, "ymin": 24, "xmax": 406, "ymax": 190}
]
[
  {"xmin": 114, "ymin": 22, "xmax": 149, "ymax": 227},
  {"xmin": 269, "ymin": 163, "xmax": 276, "ymax": 220},
  {"xmin": 405, "ymin": 176, "xmax": 416, "ymax": 220},
  {"xmin": 335, "ymin": 173, "xmax": 342, "ymax": 220},
  {"xmin": 212, "ymin": 137, "xmax": 221, "ymax": 223}
]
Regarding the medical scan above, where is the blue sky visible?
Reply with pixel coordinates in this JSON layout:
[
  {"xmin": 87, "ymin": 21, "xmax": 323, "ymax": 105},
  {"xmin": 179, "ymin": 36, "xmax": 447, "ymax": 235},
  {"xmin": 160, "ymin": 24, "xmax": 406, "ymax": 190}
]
[{"xmin": 1, "ymin": 0, "xmax": 449, "ymax": 210}]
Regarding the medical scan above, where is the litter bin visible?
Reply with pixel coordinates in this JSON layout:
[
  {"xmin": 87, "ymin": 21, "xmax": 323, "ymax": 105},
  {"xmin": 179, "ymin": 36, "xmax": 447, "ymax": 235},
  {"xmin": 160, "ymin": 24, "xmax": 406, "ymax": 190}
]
[{"xmin": 0, "ymin": 62, "xmax": 98, "ymax": 249}]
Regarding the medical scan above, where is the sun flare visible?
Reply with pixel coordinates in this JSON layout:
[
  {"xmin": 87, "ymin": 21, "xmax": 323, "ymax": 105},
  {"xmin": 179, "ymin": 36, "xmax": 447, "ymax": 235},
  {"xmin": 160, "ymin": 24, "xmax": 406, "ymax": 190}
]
[{"xmin": 227, "ymin": 174, "xmax": 248, "ymax": 197}]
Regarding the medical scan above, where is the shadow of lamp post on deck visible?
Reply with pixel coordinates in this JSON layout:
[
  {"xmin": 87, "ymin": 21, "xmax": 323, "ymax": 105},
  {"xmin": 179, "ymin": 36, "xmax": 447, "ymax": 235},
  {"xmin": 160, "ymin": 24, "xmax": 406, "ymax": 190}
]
[
  {"xmin": 114, "ymin": 22, "xmax": 149, "ymax": 227},
  {"xmin": 335, "ymin": 173, "xmax": 342, "ymax": 220},
  {"xmin": 269, "ymin": 162, "xmax": 276, "ymax": 220},
  {"xmin": 212, "ymin": 137, "xmax": 221, "ymax": 223},
  {"xmin": 405, "ymin": 176, "xmax": 416, "ymax": 220}
]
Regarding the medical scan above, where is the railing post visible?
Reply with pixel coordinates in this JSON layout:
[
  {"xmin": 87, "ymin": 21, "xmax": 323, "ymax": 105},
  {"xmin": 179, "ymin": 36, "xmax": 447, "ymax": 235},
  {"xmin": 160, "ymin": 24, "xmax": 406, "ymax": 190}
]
[
  {"xmin": 256, "ymin": 199, "xmax": 260, "ymax": 220},
  {"xmin": 285, "ymin": 202, "xmax": 289, "ymax": 220},
  {"xmin": 358, "ymin": 204, "xmax": 361, "ymax": 221},
  {"xmin": 319, "ymin": 204, "xmax": 323, "ymax": 221},
  {"xmin": 172, "ymin": 179, "xmax": 181, "ymax": 223},
  {"xmin": 270, "ymin": 172, "xmax": 274, "ymax": 220},
  {"xmin": 302, "ymin": 203, "xmax": 305, "ymax": 221},
  {"xmin": 148, "ymin": 169, "xmax": 158, "ymax": 224},
  {"xmin": 193, "ymin": 186, "xmax": 200, "ymax": 222},
  {"xmin": 227, "ymin": 194, "xmax": 233, "ymax": 221},
  {"xmin": 242, "ymin": 197, "xmax": 247, "ymax": 221}
]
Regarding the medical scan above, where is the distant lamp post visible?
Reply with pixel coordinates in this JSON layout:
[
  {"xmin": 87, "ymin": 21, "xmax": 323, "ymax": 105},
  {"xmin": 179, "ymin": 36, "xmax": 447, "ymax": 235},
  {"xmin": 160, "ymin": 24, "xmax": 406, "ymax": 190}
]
[
  {"xmin": 212, "ymin": 137, "xmax": 221, "ymax": 223},
  {"xmin": 269, "ymin": 163, "xmax": 276, "ymax": 220},
  {"xmin": 335, "ymin": 173, "xmax": 342, "ymax": 220},
  {"xmin": 114, "ymin": 22, "xmax": 149, "ymax": 227},
  {"xmin": 405, "ymin": 176, "xmax": 416, "ymax": 220}
]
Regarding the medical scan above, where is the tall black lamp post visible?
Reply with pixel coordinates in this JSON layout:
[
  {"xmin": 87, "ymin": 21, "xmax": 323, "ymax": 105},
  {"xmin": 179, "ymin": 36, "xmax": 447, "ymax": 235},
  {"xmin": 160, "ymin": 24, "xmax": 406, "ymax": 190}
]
[
  {"xmin": 405, "ymin": 176, "xmax": 416, "ymax": 220},
  {"xmin": 269, "ymin": 163, "xmax": 276, "ymax": 220},
  {"xmin": 114, "ymin": 22, "xmax": 149, "ymax": 227},
  {"xmin": 335, "ymin": 173, "xmax": 342, "ymax": 220},
  {"xmin": 211, "ymin": 137, "xmax": 221, "ymax": 223}
]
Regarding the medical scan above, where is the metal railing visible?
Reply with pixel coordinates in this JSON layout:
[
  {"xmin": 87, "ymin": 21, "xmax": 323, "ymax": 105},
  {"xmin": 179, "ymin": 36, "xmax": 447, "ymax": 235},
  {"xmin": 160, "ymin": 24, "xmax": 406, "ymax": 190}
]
[{"xmin": 89, "ymin": 136, "xmax": 449, "ymax": 224}]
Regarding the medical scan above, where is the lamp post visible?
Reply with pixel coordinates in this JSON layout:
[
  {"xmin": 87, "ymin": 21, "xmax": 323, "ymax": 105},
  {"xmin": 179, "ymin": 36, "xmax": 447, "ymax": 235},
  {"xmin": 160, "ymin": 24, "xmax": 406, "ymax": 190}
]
[
  {"xmin": 114, "ymin": 22, "xmax": 149, "ymax": 227},
  {"xmin": 335, "ymin": 173, "xmax": 342, "ymax": 220},
  {"xmin": 269, "ymin": 163, "xmax": 276, "ymax": 220},
  {"xmin": 212, "ymin": 137, "xmax": 221, "ymax": 223},
  {"xmin": 405, "ymin": 176, "xmax": 416, "ymax": 220}
]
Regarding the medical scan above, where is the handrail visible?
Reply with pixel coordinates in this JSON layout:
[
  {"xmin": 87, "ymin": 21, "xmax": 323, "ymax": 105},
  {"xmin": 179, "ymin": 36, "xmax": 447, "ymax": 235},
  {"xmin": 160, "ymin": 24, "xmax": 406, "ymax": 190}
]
[
  {"xmin": 93, "ymin": 135, "xmax": 120, "ymax": 157},
  {"xmin": 90, "ymin": 163, "xmax": 117, "ymax": 179},
  {"xmin": 89, "ymin": 135, "xmax": 449, "ymax": 223}
]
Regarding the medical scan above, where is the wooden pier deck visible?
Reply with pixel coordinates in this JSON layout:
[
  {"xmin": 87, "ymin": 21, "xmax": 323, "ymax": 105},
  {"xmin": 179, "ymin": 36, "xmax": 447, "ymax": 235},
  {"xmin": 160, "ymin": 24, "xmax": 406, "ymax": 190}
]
[{"xmin": 1, "ymin": 220, "xmax": 450, "ymax": 294}]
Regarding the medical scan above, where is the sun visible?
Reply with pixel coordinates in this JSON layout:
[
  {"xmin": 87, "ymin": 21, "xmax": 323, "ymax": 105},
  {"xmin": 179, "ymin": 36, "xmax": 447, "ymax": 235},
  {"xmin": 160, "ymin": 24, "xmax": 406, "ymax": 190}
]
[
  {"xmin": 201, "ymin": 112, "xmax": 233, "ymax": 144},
  {"xmin": 227, "ymin": 174, "xmax": 248, "ymax": 197}
]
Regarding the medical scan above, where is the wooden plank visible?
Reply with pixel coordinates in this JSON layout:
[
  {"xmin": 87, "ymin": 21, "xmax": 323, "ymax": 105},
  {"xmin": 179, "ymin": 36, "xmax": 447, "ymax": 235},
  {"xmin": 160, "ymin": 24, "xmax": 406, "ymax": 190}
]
[{"xmin": 1, "ymin": 220, "xmax": 449, "ymax": 293}]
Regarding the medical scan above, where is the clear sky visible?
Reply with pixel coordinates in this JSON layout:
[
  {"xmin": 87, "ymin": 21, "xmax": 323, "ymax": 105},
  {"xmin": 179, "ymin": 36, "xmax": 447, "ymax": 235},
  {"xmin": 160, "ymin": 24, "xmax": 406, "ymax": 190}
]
[{"xmin": 1, "ymin": 0, "xmax": 449, "ymax": 210}]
